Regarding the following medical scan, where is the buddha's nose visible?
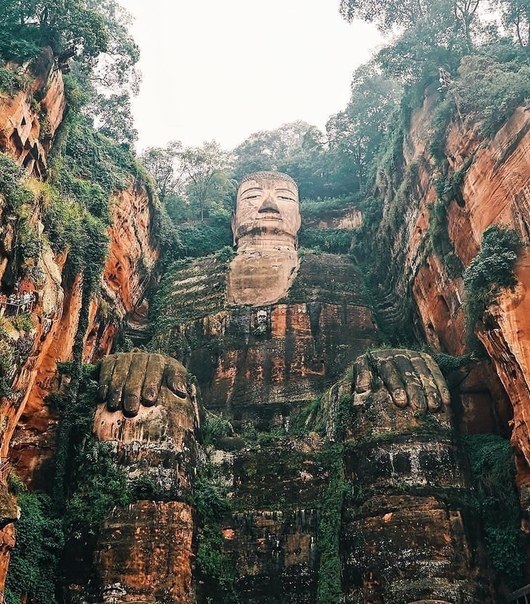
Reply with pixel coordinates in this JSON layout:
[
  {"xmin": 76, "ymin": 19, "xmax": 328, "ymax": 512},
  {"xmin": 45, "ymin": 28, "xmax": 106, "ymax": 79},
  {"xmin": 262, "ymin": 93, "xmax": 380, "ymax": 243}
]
[{"xmin": 258, "ymin": 195, "xmax": 280, "ymax": 214}]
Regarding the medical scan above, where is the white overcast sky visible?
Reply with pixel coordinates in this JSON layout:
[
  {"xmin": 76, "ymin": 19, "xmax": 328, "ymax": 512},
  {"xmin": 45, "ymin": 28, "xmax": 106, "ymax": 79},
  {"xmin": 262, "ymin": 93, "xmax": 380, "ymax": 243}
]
[{"xmin": 120, "ymin": 0, "xmax": 382, "ymax": 151}]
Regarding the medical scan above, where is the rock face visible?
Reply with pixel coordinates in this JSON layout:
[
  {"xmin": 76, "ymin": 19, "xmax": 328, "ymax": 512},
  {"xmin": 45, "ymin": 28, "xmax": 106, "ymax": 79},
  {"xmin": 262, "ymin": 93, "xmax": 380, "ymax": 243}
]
[
  {"xmin": 96, "ymin": 501, "xmax": 195, "ymax": 604},
  {"xmin": 7, "ymin": 176, "xmax": 160, "ymax": 488},
  {"xmin": 0, "ymin": 58, "xmax": 161, "ymax": 598},
  {"xmin": 103, "ymin": 184, "xmax": 159, "ymax": 318},
  {"xmin": 0, "ymin": 48, "xmax": 65, "ymax": 178}
]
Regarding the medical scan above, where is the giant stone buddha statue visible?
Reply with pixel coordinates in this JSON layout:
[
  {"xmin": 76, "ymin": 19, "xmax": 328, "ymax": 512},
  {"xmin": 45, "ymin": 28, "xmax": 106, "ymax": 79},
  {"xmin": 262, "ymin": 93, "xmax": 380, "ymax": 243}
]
[{"xmin": 74, "ymin": 171, "xmax": 493, "ymax": 603}]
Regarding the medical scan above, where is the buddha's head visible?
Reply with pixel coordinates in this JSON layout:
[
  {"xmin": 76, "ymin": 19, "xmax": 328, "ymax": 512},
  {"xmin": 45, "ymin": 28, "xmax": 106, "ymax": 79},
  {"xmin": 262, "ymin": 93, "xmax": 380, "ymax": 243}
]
[{"xmin": 232, "ymin": 171, "xmax": 301, "ymax": 250}]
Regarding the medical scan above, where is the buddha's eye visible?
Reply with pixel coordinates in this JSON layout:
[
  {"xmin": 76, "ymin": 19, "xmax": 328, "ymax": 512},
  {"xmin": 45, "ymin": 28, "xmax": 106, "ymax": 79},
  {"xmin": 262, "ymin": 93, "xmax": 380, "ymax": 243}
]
[
  {"xmin": 278, "ymin": 196, "xmax": 294, "ymax": 201},
  {"xmin": 243, "ymin": 195, "xmax": 260, "ymax": 200}
]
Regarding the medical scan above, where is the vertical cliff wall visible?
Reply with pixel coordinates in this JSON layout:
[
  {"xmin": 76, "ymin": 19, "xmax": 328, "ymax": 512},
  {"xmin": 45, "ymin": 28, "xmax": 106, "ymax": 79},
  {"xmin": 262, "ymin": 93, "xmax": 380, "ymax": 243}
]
[
  {"xmin": 363, "ymin": 92, "xmax": 530, "ymax": 569},
  {"xmin": 0, "ymin": 49, "xmax": 529, "ymax": 603},
  {"xmin": 0, "ymin": 52, "xmax": 162, "ymax": 596}
]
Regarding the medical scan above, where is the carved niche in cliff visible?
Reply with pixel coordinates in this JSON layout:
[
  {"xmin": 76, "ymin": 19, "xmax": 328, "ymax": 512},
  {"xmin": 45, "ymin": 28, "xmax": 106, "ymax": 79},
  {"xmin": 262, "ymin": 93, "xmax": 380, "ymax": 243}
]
[{"xmin": 152, "ymin": 172, "xmax": 379, "ymax": 429}]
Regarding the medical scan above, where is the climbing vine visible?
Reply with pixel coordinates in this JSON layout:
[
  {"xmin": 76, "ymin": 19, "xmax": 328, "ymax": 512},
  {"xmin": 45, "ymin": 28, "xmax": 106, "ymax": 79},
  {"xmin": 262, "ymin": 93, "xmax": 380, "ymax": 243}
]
[
  {"xmin": 193, "ymin": 467, "xmax": 238, "ymax": 604},
  {"xmin": 316, "ymin": 444, "xmax": 346, "ymax": 604},
  {"xmin": 462, "ymin": 434, "xmax": 525, "ymax": 588}
]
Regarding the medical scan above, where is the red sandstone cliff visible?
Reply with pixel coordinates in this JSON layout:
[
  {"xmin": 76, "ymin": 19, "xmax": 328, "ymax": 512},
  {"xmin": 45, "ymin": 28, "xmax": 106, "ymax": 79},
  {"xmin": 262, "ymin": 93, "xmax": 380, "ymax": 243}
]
[
  {"xmin": 374, "ymin": 97, "xmax": 530, "ymax": 529},
  {"xmin": 0, "ymin": 53, "xmax": 160, "ymax": 593}
]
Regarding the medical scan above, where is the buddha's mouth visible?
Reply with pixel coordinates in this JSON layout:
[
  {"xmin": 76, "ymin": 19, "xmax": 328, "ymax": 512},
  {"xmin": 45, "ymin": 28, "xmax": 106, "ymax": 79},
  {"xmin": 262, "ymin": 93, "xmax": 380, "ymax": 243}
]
[{"xmin": 256, "ymin": 214, "xmax": 282, "ymax": 221}]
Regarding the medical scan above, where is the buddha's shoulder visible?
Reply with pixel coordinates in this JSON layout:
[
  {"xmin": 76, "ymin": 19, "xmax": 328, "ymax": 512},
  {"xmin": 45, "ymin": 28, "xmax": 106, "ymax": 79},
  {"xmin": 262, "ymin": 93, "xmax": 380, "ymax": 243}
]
[
  {"xmin": 154, "ymin": 248, "xmax": 233, "ymax": 324},
  {"xmin": 281, "ymin": 251, "xmax": 369, "ymax": 306}
]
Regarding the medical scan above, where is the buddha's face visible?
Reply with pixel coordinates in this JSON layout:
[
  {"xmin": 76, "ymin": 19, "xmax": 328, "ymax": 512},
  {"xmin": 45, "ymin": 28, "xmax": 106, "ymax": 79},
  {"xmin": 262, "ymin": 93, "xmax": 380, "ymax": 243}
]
[{"xmin": 233, "ymin": 172, "xmax": 301, "ymax": 248}]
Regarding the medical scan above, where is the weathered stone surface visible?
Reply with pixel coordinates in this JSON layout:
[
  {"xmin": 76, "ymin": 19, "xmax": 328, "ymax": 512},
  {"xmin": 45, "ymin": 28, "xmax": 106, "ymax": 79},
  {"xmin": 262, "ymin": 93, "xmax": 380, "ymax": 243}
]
[
  {"xmin": 0, "ymin": 522, "xmax": 16, "ymax": 599},
  {"xmin": 9, "ymin": 177, "xmax": 160, "ymax": 487},
  {"xmin": 216, "ymin": 434, "xmax": 326, "ymax": 604},
  {"xmin": 449, "ymin": 360, "xmax": 513, "ymax": 436},
  {"xmin": 223, "ymin": 508, "xmax": 319, "ymax": 604},
  {"xmin": 103, "ymin": 182, "xmax": 159, "ymax": 317},
  {"xmin": 155, "ymin": 251, "xmax": 378, "ymax": 429},
  {"xmin": 96, "ymin": 501, "xmax": 194, "ymax": 604},
  {"xmin": 303, "ymin": 207, "xmax": 363, "ymax": 230},
  {"xmin": 371, "ymin": 95, "xmax": 530, "ymax": 514},
  {"xmin": 228, "ymin": 248, "xmax": 299, "ymax": 307},
  {"xmin": 343, "ymin": 349, "xmax": 492, "ymax": 603},
  {"xmin": 0, "ymin": 49, "xmax": 64, "ymax": 178}
]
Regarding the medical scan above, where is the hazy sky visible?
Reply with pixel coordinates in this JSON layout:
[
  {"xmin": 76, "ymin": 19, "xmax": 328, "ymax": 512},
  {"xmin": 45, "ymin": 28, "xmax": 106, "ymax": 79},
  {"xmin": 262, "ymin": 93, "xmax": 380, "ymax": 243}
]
[{"xmin": 120, "ymin": 1, "xmax": 382, "ymax": 151}]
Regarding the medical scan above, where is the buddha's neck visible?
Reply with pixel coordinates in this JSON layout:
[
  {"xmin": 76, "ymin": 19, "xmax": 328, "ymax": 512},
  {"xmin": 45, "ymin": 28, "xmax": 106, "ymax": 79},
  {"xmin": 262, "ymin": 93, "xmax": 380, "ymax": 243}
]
[{"xmin": 236, "ymin": 235, "xmax": 297, "ymax": 253}]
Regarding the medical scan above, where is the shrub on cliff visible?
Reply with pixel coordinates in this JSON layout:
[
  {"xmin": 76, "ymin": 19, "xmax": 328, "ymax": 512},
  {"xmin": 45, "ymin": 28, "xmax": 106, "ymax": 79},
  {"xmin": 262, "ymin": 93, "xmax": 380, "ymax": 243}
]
[
  {"xmin": 462, "ymin": 434, "xmax": 525, "ymax": 587},
  {"xmin": 316, "ymin": 445, "xmax": 345, "ymax": 604},
  {"xmin": 0, "ymin": 153, "xmax": 32, "ymax": 211},
  {"xmin": 4, "ymin": 484, "xmax": 63, "ymax": 604},
  {"xmin": 299, "ymin": 227, "xmax": 353, "ymax": 255},
  {"xmin": 0, "ymin": 66, "xmax": 28, "ymax": 95},
  {"xmin": 463, "ymin": 225, "xmax": 522, "ymax": 333},
  {"xmin": 193, "ymin": 472, "xmax": 237, "ymax": 603},
  {"xmin": 453, "ymin": 55, "xmax": 530, "ymax": 136}
]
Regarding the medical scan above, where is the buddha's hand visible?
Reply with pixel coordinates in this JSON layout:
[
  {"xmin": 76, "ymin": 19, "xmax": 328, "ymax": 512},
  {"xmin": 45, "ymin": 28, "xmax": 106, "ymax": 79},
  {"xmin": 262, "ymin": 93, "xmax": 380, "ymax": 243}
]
[
  {"xmin": 98, "ymin": 352, "xmax": 192, "ymax": 418},
  {"xmin": 354, "ymin": 348, "xmax": 450, "ymax": 412}
]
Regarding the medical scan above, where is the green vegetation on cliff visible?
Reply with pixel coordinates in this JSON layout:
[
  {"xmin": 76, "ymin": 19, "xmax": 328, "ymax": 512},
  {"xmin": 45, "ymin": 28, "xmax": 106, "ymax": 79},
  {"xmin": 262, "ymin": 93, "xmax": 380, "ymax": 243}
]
[
  {"xmin": 2, "ymin": 0, "xmax": 530, "ymax": 601},
  {"xmin": 6, "ymin": 364, "xmax": 131, "ymax": 604},
  {"xmin": 464, "ymin": 226, "xmax": 522, "ymax": 334},
  {"xmin": 193, "ymin": 467, "xmax": 237, "ymax": 604},
  {"xmin": 316, "ymin": 444, "xmax": 345, "ymax": 604},
  {"xmin": 4, "ymin": 478, "xmax": 63, "ymax": 604},
  {"xmin": 463, "ymin": 434, "xmax": 525, "ymax": 587}
]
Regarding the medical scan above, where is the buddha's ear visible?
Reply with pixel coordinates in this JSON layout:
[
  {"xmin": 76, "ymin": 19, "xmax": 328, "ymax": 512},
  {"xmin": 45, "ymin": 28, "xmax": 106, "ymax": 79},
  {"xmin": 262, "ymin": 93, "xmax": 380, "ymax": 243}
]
[
  {"xmin": 188, "ymin": 382, "xmax": 202, "ymax": 430},
  {"xmin": 231, "ymin": 211, "xmax": 237, "ymax": 246}
]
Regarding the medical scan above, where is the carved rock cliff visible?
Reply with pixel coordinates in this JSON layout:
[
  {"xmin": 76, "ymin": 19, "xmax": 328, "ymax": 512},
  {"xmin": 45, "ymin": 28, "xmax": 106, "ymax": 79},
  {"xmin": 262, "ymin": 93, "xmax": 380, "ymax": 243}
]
[{"xmin": 370, "ymin": 96, "xmax": 530, "ymax": 536}]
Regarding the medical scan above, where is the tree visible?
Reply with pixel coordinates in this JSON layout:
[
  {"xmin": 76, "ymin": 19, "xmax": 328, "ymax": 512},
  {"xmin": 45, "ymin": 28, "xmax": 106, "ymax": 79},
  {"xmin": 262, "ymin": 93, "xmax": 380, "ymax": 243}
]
[
  {"xmin": 141, "ymin": 141, "xmax": 184, "ymax": 202},
  {"xmin": 496, "ymin": 0, "xmax": 530, "ymax": 47},
  {"xmin": 326, "ymin": 62, "xmax": 401, "ymax": 191},
  {"xmin": 0, "ymin": 0, "xmax": 141, "ymax": 145},
  {"xmin": 339, "ymin": 0, "xmax": 484, "ymax": 56},
  {"xmin": 232, "ymin": 121, "xmax": 343, "ymax": 198},
  {"xmin": 452, "ymin": 55, "xmax": 530, "ymax": 135},
  {"xmin": 232, "ymin": 121, "xmax": 316, "ymax": 181},
  {"xmin": 339, "ymin": 0, "xmax": 434, "ymax": 31},
  {"xmin": 179, "ymin": 142, "xmax": 233, "ymax": 222},
  {"xmin": 0, "ymin": 0, "xmax": 109, "ymax": 63},
  {"xmin": 89, "ymin": 93, "xmax": 138, "ymax": 145},
  {"xmin": 84, "ymin": 0, "xmax": 140, "ymax": 93}
]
